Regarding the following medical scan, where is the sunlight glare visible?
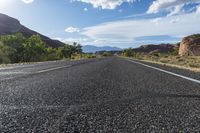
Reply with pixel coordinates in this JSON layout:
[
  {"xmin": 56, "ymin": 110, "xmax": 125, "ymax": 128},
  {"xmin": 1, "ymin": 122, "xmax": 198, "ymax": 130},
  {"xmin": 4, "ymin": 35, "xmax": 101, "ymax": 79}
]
[{"xmin": 0, "ymin": 0, "xmax": 12, "ymax": 9}]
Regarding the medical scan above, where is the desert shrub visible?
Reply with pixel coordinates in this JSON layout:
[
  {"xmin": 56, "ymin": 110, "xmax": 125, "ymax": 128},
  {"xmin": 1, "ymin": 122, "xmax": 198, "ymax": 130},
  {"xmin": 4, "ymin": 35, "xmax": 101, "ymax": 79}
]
[
  {"xmin": 160, "ymin": 59, "xmax": 169, "ymax": 63},
  {"xmin": 163, "ymin": 55, "xmax": 169, "ymax": 58},
  {"xmin": 84, "ymin": 54, "xmax": 96, "ymax": 58},
  {"xmin": 177, "ymin": 58, "xmax": 185, "ymax": 62},
  {"xmin": 170, "ymin": 48, "xmax": 179, "ymax": 56},
  {"xmin": 152, "ymin": 52, "xmax": 160, "ymax": 57},
  {"xmin": 102, "ymin": 52, "xmax": 112, "ymax": 57},
  {"xmin": 123, "ymin": 48, "xmax": 134, "ymax": 57},
  {"xmin": 188, "ymin": 62, "xmax": 200, "ymax": 68}
]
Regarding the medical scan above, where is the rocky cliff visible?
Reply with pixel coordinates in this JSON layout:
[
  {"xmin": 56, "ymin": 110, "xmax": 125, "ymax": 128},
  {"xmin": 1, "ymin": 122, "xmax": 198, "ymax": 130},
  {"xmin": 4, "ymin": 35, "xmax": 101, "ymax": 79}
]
[{"xmin": 179, "ymin": 34, "xmax": 200, "ymax": 56}]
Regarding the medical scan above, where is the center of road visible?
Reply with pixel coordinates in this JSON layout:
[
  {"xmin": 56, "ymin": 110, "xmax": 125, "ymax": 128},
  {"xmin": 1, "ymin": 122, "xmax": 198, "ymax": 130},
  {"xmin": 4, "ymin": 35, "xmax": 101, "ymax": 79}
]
[{"xmin": 126, "ymin": 59, "xmax": 200, "ymax": 84}]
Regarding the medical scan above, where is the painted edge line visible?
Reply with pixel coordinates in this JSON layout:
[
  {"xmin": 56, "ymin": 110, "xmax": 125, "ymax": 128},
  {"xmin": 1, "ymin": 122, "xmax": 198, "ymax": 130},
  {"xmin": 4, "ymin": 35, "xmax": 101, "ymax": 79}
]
[
  {"xmin": 0, "ymin": 65, "xmax": 72, "ymax": 81},
  {"xmin": 36, "ymin": 65, "xmax": 72, "ymax": 73},
  {"xmin": 126, "ymin": 59, "xmax": 200, "ymax": 84}
]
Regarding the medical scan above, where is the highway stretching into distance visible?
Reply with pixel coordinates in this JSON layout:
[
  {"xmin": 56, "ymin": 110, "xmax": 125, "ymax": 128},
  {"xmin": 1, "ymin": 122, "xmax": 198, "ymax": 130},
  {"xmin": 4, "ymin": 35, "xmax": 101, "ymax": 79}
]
[{"xmin": 0, "ymin": 56, "xmax": 200, "ymax": 132}]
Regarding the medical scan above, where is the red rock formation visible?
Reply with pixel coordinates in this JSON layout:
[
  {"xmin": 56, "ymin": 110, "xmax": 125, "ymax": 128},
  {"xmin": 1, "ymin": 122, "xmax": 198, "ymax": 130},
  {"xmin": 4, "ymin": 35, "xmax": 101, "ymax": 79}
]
[{"xmin": 179, "ymin": 34, "xmax": 200, "ymax": 56}]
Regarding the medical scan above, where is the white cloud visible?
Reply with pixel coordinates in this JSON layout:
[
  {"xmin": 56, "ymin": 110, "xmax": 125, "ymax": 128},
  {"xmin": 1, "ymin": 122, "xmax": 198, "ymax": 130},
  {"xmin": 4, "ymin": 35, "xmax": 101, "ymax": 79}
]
[
  {"xmin": 81, "ymin": 12, "xmax": 200, "ymax": 47},
  {"xmin": 151, "ymin": 18, "xmax": 162, "ymax": 25},
  {"xmin": 65, "ymin": 27, "xmax": 80, "ymax": 33},
  {"xmin": 167, "ymin": 5, "xmax": 184, "ymax": 16},
  {"xmin": 73, "ymin": 0, "xmax": 136, "ymax": 9},
  {"xmin": 21, "ymin": 0, "xmax": 34, "ymax": 4},
  {"xmin": 169, "ymin": 18, "xmax": 179, "ymax": 23},
  {"xmin": 53, "ymin": 37, "xmax": 63, "ymax": 41},
  {"xmin": 197, "ymin": 5, "xmax": 200, "ymax": 13},
  {"xmin": 54, "ymin": 37, "xmax": 89, "ymax": 44},
  {"xmin": 53, "ymin": 37, "xmax": 89, "ymax": 43},
  {"xmin": 84, "ymin": 7, "xmax": 88, "ymax": 11},
  {"xmin": 63, "ymin": 37, "xmax": 88, "ymax": 43},
  {"xmin": 147, "ymin": 0, "xmax": 200, "ymax": 15}
]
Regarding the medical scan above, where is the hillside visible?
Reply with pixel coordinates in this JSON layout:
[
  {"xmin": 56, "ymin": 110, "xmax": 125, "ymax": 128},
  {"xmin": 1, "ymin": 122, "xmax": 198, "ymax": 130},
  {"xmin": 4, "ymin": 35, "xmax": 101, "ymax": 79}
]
[
  {"xmin": 0, "ymin": 13, "xmax": 64, "ymax": 48},
  {"xmin": 132, "ymin": 44, "xmax": 178, "ymax": 54}
]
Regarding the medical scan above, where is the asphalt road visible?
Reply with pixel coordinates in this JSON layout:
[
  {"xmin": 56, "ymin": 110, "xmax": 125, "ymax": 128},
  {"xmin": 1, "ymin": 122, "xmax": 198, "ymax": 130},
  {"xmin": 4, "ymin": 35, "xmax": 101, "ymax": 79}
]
[{"xmin": 0, "ymin": 56, "xmax": 200, "ymax": 132}]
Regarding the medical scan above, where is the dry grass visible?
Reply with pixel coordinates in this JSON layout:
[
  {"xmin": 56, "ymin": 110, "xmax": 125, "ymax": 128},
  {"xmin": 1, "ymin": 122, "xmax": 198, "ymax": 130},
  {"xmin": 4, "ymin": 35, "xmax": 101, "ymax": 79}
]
[{"xmin": 130, "ymin": 54, "xmax": 200, "ymax": 72}]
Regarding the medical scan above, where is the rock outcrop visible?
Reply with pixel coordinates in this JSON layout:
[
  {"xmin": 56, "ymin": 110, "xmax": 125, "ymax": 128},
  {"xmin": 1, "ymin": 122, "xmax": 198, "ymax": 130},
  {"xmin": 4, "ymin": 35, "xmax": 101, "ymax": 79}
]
[
  {"xmin": 0, "ymin": 13, "xmax": 64, "ymax": 48},
  {"xmin": 179, "ymin": 34, "xmax": 200, "ymax": 56}
]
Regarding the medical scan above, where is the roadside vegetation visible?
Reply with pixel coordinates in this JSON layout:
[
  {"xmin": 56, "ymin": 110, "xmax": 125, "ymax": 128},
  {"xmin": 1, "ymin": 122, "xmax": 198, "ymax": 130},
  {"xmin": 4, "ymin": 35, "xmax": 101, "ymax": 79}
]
[
  {"xmin": 96, "ymin": 51, "xmax": 115, "ymax": 57},
  {"xmin": 122, "ymin": 48, "xmax": 200, "ymax": 71},
  {"xmin": 0, "ymin": 33, "xmax": 95, "ymax": 64}
]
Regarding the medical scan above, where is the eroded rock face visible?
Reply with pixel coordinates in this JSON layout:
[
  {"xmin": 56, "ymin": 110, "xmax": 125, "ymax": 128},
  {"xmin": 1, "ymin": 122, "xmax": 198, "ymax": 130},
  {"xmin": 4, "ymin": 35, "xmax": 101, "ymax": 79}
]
[{"xmin": 179, "ymin": 34, "xmax": 200, "ymax": 56}]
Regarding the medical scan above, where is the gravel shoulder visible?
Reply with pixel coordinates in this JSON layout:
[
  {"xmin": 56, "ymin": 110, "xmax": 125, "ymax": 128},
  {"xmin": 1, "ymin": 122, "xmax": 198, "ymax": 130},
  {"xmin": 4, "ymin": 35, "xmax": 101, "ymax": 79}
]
[{"xmin": 123, "ymin": 56, "xmax": 200, "ymax": 81}]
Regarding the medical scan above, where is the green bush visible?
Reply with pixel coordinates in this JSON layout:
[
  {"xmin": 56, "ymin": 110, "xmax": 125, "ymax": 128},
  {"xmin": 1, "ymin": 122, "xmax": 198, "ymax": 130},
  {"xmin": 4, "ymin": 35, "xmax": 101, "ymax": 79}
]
[
  {"xmin": 102, "ymin": 52, "xmax": 112, "ymax": 57},
  {"xmin": 0, "ymin": 42, "xmax": 16, "ymax": 64},
  {"xmin": 84, "ymin": 54, "xmax": 96, "ymax": 58},
  {"xmin": 123, "ymin": 48, "xmax": 134, "ymax": 57},
  {"xmin": 152, "ymin": 52, "xmax": 160, "ymax": 57},
  {"xmin": 170, "ymin": 48, "xmax": 179, "ymax": 56},
  {"xmin": 0, "ymin": 33, "xmax": 84, "ymax": 64}
]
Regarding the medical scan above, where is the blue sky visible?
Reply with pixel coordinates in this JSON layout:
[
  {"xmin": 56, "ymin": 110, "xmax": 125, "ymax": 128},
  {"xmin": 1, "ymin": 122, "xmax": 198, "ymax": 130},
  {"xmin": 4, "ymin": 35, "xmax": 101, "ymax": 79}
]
[{"xmin": 0, "ymin": 0, "xmax": 200, "ymax": 48}]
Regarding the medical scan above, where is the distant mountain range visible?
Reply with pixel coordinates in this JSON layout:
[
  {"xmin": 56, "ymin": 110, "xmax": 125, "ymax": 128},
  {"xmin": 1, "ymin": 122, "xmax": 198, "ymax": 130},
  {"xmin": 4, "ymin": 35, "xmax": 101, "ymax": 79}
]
[
  {"xmin": 82, "ymin": 45, "xmax": 122, "ymax": 53},
  {"xmin": 0, "ymin": 13, "xmax": 64, "ymax": 48}
]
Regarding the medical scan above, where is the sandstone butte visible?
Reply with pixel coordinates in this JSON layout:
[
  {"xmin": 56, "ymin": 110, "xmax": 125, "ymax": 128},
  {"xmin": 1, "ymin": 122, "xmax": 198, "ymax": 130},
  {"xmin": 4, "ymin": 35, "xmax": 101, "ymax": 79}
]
[{"xmin": 179, "ymin": 34, "xmax": 200, "ymax": 56}]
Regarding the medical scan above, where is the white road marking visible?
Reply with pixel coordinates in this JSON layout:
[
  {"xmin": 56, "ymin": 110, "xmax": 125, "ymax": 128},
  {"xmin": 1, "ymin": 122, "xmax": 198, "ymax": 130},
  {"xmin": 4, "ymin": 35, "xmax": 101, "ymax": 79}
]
[
  {"xmin": 36, "ymin": 65, "xmax": 72, "ymax": 73},
  {"xmin": 127, "ymin": 59, "xmax": 200, "ymax": 84},
  {"xmin": 0, "ymin": 65, "xmax": 72, "ymax": 81},
  {"xmin": 0, "ymin": 71, "xmax": 31, "ymax": 75},
  {"xmin": 0, "ymin": 104, "xmax": 86, "ymax": 112},
  {"xmin": 0, "ymin": 64, "xmax": 36, "ymax": 70}
]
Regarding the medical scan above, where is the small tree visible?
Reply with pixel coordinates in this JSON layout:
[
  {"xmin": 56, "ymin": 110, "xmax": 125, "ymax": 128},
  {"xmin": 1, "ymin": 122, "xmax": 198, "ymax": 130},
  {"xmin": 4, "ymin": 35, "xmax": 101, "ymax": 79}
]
[
  {"xmin": 0, "ymin": 33, "xmax": 26, "ymax": 63},
  {"xmin": 0, "ymin": 42, "xmax": 16, "ymax": 64},
  {"xmin": 73, "ymin": 42, "xmax": 82, "ymax": 54},
  {"xmin": 22, "ymin": 35, "xmax": 46, "ymax": 62},
  {"xmin": 123, "ymin": 48, "xmax": 133, "ymax": 57}
]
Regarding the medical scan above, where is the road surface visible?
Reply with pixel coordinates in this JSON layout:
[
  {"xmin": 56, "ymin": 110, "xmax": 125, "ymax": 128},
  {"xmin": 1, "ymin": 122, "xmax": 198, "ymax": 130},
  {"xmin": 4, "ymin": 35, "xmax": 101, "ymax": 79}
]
[{"xmin": 0, "ymin": 57, "xmax": 200, "ymax": 132}]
